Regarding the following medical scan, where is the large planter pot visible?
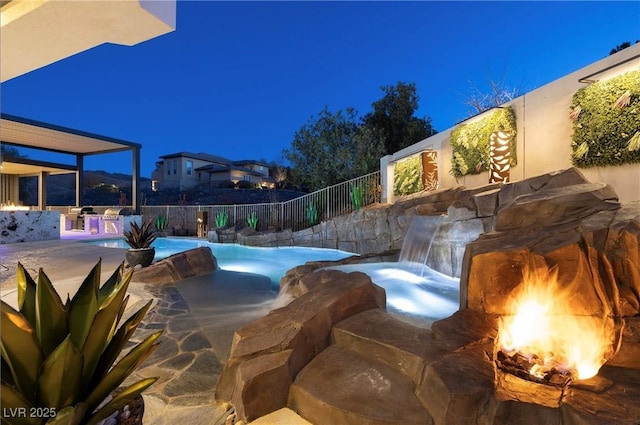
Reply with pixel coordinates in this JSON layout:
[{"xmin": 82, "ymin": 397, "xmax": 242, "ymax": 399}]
[
  {"xmin": 102, "ymin": 392, "xmax": 144, "ymax": 425},
  {"xmin": 125, "ymin": 247, "xmax": 155, "ymax": 268}
]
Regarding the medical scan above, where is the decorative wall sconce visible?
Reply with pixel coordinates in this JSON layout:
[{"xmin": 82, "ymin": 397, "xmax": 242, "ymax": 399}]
[{"xmin": 489, "ymin": 131, "xmax": 511, "ymax": 183}]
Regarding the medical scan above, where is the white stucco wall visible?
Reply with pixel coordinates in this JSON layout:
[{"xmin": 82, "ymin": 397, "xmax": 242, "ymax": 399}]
[{"xmin": 386, "ymin": 44, "xmax": 640, "ymax": 203}]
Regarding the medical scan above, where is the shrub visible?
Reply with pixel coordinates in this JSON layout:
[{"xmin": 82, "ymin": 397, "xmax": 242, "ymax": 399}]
[
  {"xmin": 305, "ymin": 204, "xmax": 319, "ymax": 226},
  {"xmin": 350, "ymin": 184, "xmax": 365, "ymax": 210},
  {"xmin": 217, "ymin": 180, "xmax": 237, "ymax": 189},
  {"xmin": 0, "ymin": 261, "xmax": 161, "ymax": 425},
  {"xmin": 154, "ymin": 214, "xmax": 168, "ymax": 232}
]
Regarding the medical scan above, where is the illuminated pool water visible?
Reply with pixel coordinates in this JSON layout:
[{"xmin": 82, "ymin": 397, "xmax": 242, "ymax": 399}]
[
  {"xmin": 88, "ymin": 238, "xmax": 460, "ymax": 326},
  {"xmin": 322, "ymin": 262, "xmax": 460, "ymax": 326},
  {"xmin": 86, "ymin": 238, "xmax": 355, "ymax": 287}
]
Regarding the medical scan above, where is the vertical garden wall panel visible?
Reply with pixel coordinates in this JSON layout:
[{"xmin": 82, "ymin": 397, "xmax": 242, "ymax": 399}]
[
  {"xmin": 393, "ymin": 155, "xmax": 422, "ymax": 196},
  {"xmin": 570, "ymin": 70, "xmax": 640, "ymax": 168},
  {"xmin": 449, "ymin": 107, "xmax": 517, "ymax": 179}
]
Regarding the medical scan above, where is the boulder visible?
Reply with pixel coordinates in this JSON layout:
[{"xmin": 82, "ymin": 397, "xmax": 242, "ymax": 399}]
[
  {"xmin": 495, "ymin": 182, "xmax": 619, "ymax": 231},
  {"xmin": 132, "ymin": 246, "xmax": 218, "ymax": 284},
  {"xmin": 215, "ymin": 271, "xmax": 386, "ymax": 422},
  {"xmin": 289, "ymin": 345, "xmax": 433, "ymax": 425},
  {"xmin": 497, "ymin": 167, "xmax": 590, "ymax": 208},
  {"xmin": 416, "ymin": 343, "xmax": 496, "ymax": 425},
  {"xmin": 231, "ymin": 350, "xmax": 294, "ymax": 422}
]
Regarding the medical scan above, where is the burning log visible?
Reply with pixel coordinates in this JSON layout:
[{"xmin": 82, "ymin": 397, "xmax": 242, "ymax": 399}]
[
  {"xmin": 492, "ymin": 262, "xmax": 626, "ymax": 408},
  {"xmin": 495, "ymin": 350, "xmax": 573, "ymax": 387}
]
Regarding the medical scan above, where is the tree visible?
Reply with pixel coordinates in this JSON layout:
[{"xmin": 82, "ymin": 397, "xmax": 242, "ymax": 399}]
[
  {"xmin": 361, "ymin": 82, "xmax": 437, "ymax": 155},
  {"xmin": 1, "ymin": 144, "xmax": 26, "ymax": 159},
  {"xmin": 283, "ymin": 107, "xmax": 381, "ymax": 191},
  {"xmin": 268, "ymin": 158, "xmax": 290, "ymax": 189},
  {"xmin": 351, "ymin": 125, "xmax": 386, "ymax": 177},
  {"xmin": 610, "ymin": 40, "xmax": 639, "ymax": 55},
  {"xmin": 463, "ymin": 74, "xmax": 521, "ymax": 116}
]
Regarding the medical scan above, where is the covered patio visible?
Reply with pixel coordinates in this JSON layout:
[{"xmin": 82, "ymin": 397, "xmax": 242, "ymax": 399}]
[{"xmin": 1, "ymin": 113, "xmax": 143, "ymax": 212}]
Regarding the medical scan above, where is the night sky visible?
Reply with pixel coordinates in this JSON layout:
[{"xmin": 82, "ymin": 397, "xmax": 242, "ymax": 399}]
[{"xmin": 2, "ymin": 1, "xmax": 639, "ymax": 177}]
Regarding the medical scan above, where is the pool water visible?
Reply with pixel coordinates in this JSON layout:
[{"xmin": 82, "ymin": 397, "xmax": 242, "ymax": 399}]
[
  {"xmin": 89, "ymin": 238, "xmax": 460, "ymax": 327},
  {"xmin": 86, "ymin": 238, "xmax": 355, "ymax": 287},
  {"xmin": 322, "ymin": 262, "xmax": 459, "ymax": 327}
]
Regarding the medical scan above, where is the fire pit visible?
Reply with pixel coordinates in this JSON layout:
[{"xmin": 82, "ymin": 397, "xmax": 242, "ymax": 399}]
[{"xmin": 491, "ymin": 263, "xmax": 624, "ymax": 408}]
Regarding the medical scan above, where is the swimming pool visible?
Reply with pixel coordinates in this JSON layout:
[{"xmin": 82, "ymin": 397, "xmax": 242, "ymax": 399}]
[
  {"xmin": 322, "ymin": 262, "xmax": 459, "ymax": 327},
  {"xmin": 88, "ymin": 237, "xmax": 460, "ymax": 327},
  {"xmin": 86, "ymin": 238, "xmax": 355, "ymax": 287}
]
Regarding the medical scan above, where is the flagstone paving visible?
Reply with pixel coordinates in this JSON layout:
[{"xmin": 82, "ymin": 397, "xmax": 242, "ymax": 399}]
[{"xmin": 125, "ymin": 270, "xmax": 280, "ymax": 425}]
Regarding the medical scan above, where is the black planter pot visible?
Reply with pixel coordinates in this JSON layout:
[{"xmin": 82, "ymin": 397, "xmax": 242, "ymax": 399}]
[{"xmin": 125, "ymin": 247, "xmax": 155, "ymax": 268}]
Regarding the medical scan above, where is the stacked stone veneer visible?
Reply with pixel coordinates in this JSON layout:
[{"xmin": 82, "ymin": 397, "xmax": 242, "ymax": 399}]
[
  {"xmin": 0, "ymin": 211, "xmax": 60, "ymax": 243},
  {"xmin": 217, "ymin": 187, "xmax": 481, "ymax": 278},
  {"xmin": 229, "ymin": 168, "xmax": 618, "ymax": 279}
]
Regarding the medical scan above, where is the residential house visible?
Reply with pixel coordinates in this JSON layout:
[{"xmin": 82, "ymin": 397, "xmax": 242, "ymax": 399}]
[{"xmin": 151, "ymin": 152, "xmax": 274, "ymax": 191}]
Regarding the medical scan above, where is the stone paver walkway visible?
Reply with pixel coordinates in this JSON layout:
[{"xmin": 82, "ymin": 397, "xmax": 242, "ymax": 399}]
[{"xmin": 125, "ymin": 271, "xmax": 278, "ymax": 425}]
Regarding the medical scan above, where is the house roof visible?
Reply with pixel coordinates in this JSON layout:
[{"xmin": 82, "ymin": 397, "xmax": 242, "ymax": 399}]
[
  {"xmin": 233, "ymin": 159, "xmax": 271, "ymax": 167},
  {"xmin": 195, "ymin": 163, "xmax": 230, "ymax": 172},
  {"xmin": 159, "ymin": 152, "xmax": 271, "ymax": 169},
  {"xmin": 196, "ymin": 163, "xmax": 259, "ymax": 175},
  {"xmin": 160, "ymin": 151, "xmax": 231, "ymax": 164}
]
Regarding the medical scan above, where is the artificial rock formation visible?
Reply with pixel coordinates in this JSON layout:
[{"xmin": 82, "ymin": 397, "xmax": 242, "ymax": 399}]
[
  {"xmin": 215, "ymin": 270, "xmax": 386, "ymax": 422},
  {"xmin": 216, "ymin": 168, "xmax": 640, "ymax": 425},
  {"xmin": 131, "ymin": 246, "xmax": 218, "ymax": 284}
]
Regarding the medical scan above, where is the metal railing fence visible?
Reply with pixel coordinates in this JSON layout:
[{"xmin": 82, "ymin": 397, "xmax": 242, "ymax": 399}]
[{"xmin": 48, "ymin": 172, "xmax": 381, "ymax": 235}]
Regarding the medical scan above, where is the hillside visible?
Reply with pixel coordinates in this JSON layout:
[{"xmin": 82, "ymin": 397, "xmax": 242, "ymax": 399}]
[{"xmin": 18, "ymin": 171, "xmax": 304, "ymax": 206}]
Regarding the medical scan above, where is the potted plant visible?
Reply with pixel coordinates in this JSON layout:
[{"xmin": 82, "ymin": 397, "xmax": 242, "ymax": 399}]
[
  {"xmin": 123, "ymin": 219, "xmax": 157, "ymax": 268},
  {"xmin": 154, "ymin": 213, "xmax": 169, "ymax": 237},
  {"xmin": 1, "ymin": 260, "xmax": 161, "ymax": 425}
]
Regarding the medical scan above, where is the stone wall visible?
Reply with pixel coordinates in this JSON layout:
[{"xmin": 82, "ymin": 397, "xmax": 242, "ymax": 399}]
[
  {"xmin": 213, "ymin": 187, "xmax": 474, "ymax": 277},
  {"xmin": 217, "ymin": 168, "xmax": 620, "ymax": 279}
]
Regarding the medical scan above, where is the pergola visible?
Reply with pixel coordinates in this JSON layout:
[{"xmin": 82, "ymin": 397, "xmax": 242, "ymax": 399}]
[
  {"xmin": 0, "ymin": 0, "xmax": 176, "ymax": 214},
  {"xmin": 1, "ymin": 114, "xmax": 142, "ymax": 212}
]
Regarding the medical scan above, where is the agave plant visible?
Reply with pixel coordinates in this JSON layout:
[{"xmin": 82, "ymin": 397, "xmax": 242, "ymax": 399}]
[
  {"xmin": 123, "ymin": 220, "xmax": 157, "ymax": 250},
  {"xmin": 350, "ymin": 184, "xmax": 365, "ymax": 210},
  {"xmin": 154, "ymin": 214, "xmax": 168, "ymax": 232},
  {"xmin": 305, "ymin": 204, "xmax": 319, "ymax": 226},
  {"xmin": 214, "ymin": 211, "xmax": 229, "ymax": 228},
  {"xmin": 0, "ymin": 260, "xmax": 161, "ymax": 425},
  {"xmin": 247, "ymin": 212, "xmax": 259, "ymax": 230}
]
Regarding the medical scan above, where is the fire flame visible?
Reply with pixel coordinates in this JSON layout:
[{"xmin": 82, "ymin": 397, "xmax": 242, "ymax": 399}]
[{"xmin": 497, "ymin": 265, "xmax": 614, "ymax": 380}]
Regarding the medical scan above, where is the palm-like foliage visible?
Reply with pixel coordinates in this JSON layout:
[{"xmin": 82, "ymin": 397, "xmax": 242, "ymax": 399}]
[
  {"xmin": 123, "ymin": 220, "xmax": 157, "ymax": 249},
  {"xmin": 0, "ymin": 260, "xmax": 161, "ymax": 425}
]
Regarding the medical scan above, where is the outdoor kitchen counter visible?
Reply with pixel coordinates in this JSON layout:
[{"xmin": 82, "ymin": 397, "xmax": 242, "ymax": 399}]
[{"xmin": 0, "ymin": 210, "xmax": 60, "ymax": 243}]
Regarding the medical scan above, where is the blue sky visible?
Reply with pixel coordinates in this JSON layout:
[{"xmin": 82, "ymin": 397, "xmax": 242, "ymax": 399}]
[{"xmin": 1, "ymin": 1, "xmax": 639, "ymax": 178}]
